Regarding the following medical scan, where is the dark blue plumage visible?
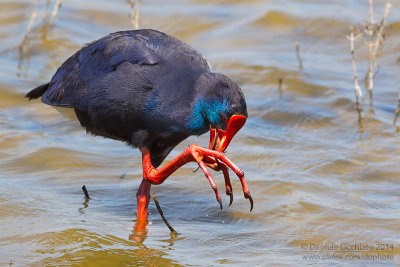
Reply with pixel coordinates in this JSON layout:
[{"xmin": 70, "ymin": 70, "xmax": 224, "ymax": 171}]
[{"xmin": 27, "ymin": 29, "xmax": 247, "ymax": 168}]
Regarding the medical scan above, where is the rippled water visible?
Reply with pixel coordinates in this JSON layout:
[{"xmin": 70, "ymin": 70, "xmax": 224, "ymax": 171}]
[{"xmin": 1, "ymin": 0, "xmax": 400, "ymax": 266}]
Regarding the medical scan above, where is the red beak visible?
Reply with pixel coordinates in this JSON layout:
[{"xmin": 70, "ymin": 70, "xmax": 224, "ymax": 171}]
[{"xmin": 209, "ymin": 115, "xmax": 247, "ymax": 152}]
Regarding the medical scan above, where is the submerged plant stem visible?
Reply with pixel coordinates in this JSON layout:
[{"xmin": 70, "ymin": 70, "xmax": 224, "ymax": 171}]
[
  {"xmin": 278, "ymin": 78, "xmax": 283, "ymax": 98},
  {"xmin": 46, "ymin": 0, "xmax": 63, "ymax": 30},
  {"xmin": 19, "ymin": 0, "xmax": 40, "ymax": 62},
  {"xmin": 295, "ymin": 41, "xmax": 303, "ymax": 71},
  {"xmin": 82, "ymin": 185, "xmax": 90, "ymax": 199},
  {"xmin": 393, "ymin": 93, "xmax": 400, "ymax": 125},
  {"xmin": 152, "ymin": 192, "xmax": 177, "ymax": 235},
  {"xmin": 349, "ymin": 31, "xmax": 362, "ymax": 102}
]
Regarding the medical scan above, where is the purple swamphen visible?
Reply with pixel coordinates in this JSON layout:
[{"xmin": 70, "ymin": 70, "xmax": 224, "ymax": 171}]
[{"xmin": 26, "ymin": 29, "xmax": 252, "ymax": 220}]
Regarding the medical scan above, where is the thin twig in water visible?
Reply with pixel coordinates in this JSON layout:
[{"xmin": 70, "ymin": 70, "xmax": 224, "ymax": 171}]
[
  {"xmin": 278, "ymin": 78, "xmax": 283, "ymax": 98},
  {"xmin": 367, "ymin": 0, "xmax": 375, "ymax": 112},
  {"xmin": 349, "ymin": 0, "xmax": 392, "ymax": 118},
  {"xmin": 393, "ymin": 90, "xmax": 400, "ymax": 125},
  {"xmin": 152, "ymin": 192, "xmax": 177, "ymax": 235},
  {"xmin": 46, "ymin": 0, "xmax": 63, "ymax": 30},
  {"xmin": 295, "ymin": 41, "xmax": 303, "ymax": 70},
  {"xmin": 127, "ymin": 0, "xmax": 141, "ymax": 30},
  {"xmin": 362, "ymin": 0, "xmax": 392, "ymax": 113},
  {"xmin": 41, "ymin": 0, "xmax": 51, "ymax": 32},
  {"xmin": 347, "ymin": 29, "xmax": 364, "ymax": 131},
  {"xmin": 372, "ymin": 3, "xmax": 391, "ymax": 59},
  {"xmin": 19, "ymin": 0, "xmax": 40, "ymax": 62},
  {"xmin": 82, "ymin": 185, "xmax": 90, "ymax": 199},
  {"xmin": 348, "ymin": 31, "xmax": 363, "ymax": 104}
]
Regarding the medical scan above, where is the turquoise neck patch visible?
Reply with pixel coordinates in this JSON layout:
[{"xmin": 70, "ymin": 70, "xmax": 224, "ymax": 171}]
[{"xmin": 187, "ymin": 98, "xmax": 228, "ymax": 132}]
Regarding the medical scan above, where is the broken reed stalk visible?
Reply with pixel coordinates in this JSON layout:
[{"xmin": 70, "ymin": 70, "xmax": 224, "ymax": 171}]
[
  {"xmin": 367, "ymin": 0, "xmax": 375, "ymax": 112},
  {"xmin": 393, "ymin": 90, "xmax": 400, "ymax": 125},
  {"xmin": 348, "ymin": 31, "xmax": 363, "ymax": 110},
  {"xmin": 20, "ymin": 0, "xmax": 64, "ymax": 65},
  {"xmin": 372, "ymin": 3, "xmax": 391, "ymax": 57},
  {"xmin": 43, "ymin": 0, "xmax": 51, "ymax": 23},
  {"xmin": 127, "ymin": 0, "xmax": 140, "ymax": 30},
  {"xmin": 295, "ymin": 41, "xmax": 303, "ymax": 70},
  {"xmin": 46, "ymin": 0, "xmax": 63, "ymax": 30},
  {"xmin": 363, "ymin": 0, "xmax": 392, "ymax": 113},
  {"xmin": 278, "ymin": 78, "xmax": 283, "ymax": 98},
  {"xmin": 349, "ymin": 0, "xmax": 392, "ymax": 120},
  {"xmin": 152, "ymin": 192, "xmax": 177, "ymax": 235},
  {"xmin": 82, "ymin": 185, "xmax": 90, "ymax": 199},
  {"xmin": 19, "ymin": 0, "xmax": 40, "ymax": 60},
  {"xmin": 349, "ymin": 31, "xmax": 364, "ymax": 131}
]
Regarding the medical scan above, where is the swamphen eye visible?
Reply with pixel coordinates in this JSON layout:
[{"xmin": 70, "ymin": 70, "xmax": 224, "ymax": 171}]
[{"xmin": 221, "ymin": 115, "xmax": 227, "ymax": 123}]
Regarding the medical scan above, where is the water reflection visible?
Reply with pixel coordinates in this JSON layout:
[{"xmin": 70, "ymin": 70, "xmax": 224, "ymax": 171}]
[
  {"xmin": 78, "ymin": 197, "xmax": 89, "ymax": 215},
  {"xmin": 130, "ymin": 218, "xmax": 149, "ymax": 243}
]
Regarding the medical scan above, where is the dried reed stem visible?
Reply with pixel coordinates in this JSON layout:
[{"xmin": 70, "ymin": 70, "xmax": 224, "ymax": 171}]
[
  {"xmin": 82, "ymin": 185, "xmax": 90, "ymax": 199},
  {"xmin": 46, "ymin": 0, "xmax": 63, "ymax": 30},
  {"xmin": 41, "ymin": 0, "xmax": 51, "ymax": 28},
  {"xmin": 278, "ymin": 78, "xmax": 283, "ymax": 98},
  {"xmin": 349, "ymin": 31, "xmax": 364, "ymax": 129},
  {"xmin": 152, "ymin": 192, "xmax": 177, "ymax": 235},
  {"xmin": 295, "ymin": 41, "xmax": 303, "ymax": 70},
  {"xmin": 363, "ymin": 0, "xmax": 392, "ymax": 113},
  {"xmin": 369, "ymin": 0, "xmax": 375, "ymax": 24},
  {"xmin": 373, "ymin": 3, "xmax": 391, "ymax": 58},
  {"xmin": 367, "ymin": 0, "xmax": 375, "ymax": 112},
  {"xmin": 19, "ymin": 0, "xmax": 40, "ymax": 59},
  {"xmin": 350, "ymin": 0, "xmax": 392, "ymax": 118},
  {"xmin": 127, "ymin": 0, "xmax": 141, "ymax": 30},
  {"xmin": 393, "ymin": 90, "xmax": 400, "ymax": 125},
  {"xmin": 349, "ymin": 31, "xmax": 363, "ymax": 102}
]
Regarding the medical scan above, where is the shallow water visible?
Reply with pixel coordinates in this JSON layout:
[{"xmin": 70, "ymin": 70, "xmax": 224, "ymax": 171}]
[{"xmin": 1, "ymin": 0, "xmax": 400, "ymax": 266}]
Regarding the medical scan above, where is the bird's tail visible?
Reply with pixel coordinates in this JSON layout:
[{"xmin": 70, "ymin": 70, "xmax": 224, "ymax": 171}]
[{"xmin": 25, "ymin": 83, "xmax": 49, "ymax": 100}]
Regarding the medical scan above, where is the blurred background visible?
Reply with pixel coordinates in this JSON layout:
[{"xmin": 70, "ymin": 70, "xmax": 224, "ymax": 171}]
[{"xmin": 1, "ymin": 0, "xmax": 400, "ymax": 265}]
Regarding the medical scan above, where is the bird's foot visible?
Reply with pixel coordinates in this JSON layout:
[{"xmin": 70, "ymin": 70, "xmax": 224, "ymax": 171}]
[
  {"xmin": 187, "ymin": 144, "xmax": 253, "ymax": 211},
  {"xmin": 203, "ymin": 155, "xmax": 233, "ymax": 206}
]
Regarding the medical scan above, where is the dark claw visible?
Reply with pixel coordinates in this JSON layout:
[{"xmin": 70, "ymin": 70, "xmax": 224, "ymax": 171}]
[
  {"xmin": 218, "ymin": 199, "xmax": 223, "ymax": 210},
  {"xmin": 249, "ymin": 195, "xmax": 253, "ymax": 212},
  {"xmin": 228, "ymin": 191, "xmax": 233, "ymax": 207}
]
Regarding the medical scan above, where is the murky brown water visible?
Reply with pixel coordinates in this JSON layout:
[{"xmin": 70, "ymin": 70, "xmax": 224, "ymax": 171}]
[{"xmin": 1, "ymin": 0, "xmax": 400, "ymax": 266}]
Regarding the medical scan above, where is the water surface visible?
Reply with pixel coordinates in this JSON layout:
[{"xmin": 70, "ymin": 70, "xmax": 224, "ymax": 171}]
[{"xmin": 1, "ymin": 0, "xmax": 400, "ymax": 266}]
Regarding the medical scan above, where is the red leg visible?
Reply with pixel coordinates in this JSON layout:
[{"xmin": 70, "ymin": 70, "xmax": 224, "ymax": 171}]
[
  {"xmin": 132, "ymin": 179, "xmax": 151, "ymax": 243},
  {"xmin": 136, "ymin": 144, "xmax": 252, "ymax": 219},
  {"xmin": 136, "ymin": 179, "xmax": 151, "ymax": 220}
]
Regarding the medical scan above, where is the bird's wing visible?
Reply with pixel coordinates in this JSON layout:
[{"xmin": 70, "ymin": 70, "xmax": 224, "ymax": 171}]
[{"xmin": 41, "ymin": 31, "xmax": 161, "ymax": 109}]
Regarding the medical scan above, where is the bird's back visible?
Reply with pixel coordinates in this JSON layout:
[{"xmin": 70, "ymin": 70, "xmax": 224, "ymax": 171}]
[
  {"xmin": 29, "ymin": 30, "xmax": 209, "ymax": 136},
  {"xmin": 42, "ymin": 30, "xmax": 209, "ymax": 107},
  {"xmin": 27, "ymin": 29, "xmax": 212, "ymax": 166}
]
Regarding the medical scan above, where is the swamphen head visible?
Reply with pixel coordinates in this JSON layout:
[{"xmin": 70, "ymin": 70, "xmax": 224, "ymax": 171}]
[{"xmin": 190, "ymin": 72, "xmax": 247, "ymax": 152}]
